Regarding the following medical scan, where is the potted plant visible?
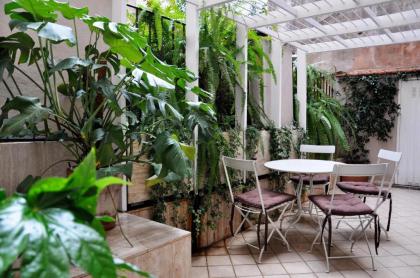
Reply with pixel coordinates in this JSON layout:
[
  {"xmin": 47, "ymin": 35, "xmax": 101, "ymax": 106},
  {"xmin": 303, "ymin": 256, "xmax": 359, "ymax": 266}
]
[
  {"xmin": 0, "ymin": 149, "xmax": 151, "ymax": 277},
  {"xmin": 0, "ymin": 0, "xmax": 216, "ymax": 217}
]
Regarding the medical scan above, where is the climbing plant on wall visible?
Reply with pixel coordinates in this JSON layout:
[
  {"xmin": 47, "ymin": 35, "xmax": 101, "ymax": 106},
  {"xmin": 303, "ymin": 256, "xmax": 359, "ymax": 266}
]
[{"xmin": 339, "ymin": 74, "xmax": 401, "ymax": 163}]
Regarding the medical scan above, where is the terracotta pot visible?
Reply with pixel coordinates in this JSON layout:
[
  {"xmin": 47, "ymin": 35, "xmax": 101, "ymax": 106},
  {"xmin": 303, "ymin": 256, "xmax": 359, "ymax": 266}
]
[
  {"xmin": 340, "ymin": 176, "xmax": 369, "ymax": 182},
  {"xmin": 98, "ymin": 212, "xmax": 117, "ymax": 231}
]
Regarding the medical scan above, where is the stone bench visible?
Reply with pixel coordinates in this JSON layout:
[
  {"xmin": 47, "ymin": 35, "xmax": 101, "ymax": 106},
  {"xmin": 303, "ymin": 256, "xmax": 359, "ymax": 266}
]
[{"xmin": 72, "ymin": 213, "xmax": 191, "ymax": 278}]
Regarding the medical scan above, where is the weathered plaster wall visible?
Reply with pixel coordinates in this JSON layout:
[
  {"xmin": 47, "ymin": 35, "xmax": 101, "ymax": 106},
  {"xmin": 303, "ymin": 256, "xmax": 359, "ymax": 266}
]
[
  {"xmin": 308, "ymin": 43, "xmax": 419, "ymax": 165},
  {"xmin": 308, "ymin": 42, "xmax": 420, "ymax": 74}
]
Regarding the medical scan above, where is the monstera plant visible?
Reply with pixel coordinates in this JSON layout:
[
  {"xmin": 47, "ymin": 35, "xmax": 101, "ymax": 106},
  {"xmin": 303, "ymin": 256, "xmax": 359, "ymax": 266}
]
[
  {"xmin": 0, "ymin": 0, "xmax": 215, "ymax": 181},
  {"xmin": 0, "ymin": 149, "xmax": 151, "ymax": 278}
]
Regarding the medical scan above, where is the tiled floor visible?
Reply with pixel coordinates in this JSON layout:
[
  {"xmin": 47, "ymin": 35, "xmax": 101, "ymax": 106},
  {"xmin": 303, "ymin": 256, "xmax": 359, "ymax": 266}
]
[{"xmin": 192, "ymin": 188, "xmax": 420, "ymax": 278}]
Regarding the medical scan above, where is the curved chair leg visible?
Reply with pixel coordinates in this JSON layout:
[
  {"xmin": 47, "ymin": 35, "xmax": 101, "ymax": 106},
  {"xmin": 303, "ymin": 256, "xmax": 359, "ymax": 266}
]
[
  {"xmin": 264, "ymin": 214, "xmax": 269, "ymax": 248},
  {"xmin": 257, "ymin": 212, "xmax": 262, "ymax": 249},
  {"xmin": 387, "ymin": 196, "xmax": 392, "ymax": 232},
  {"xmin": 230, "ymin": 203, "xmax": 235, "ymax": 236},
  {"xmin": 327, "ymin": 216, "xmax": 332, "ymax": 257}
]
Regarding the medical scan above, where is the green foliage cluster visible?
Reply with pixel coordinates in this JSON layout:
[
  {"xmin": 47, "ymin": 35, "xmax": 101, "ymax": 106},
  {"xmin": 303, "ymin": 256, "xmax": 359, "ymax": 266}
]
[
  {"xmin": 0, "ymin": 149, "xmax": 150, "ymax": 278},
  {"xmin": 293, "ymin": 65, "xmax": 354, "ymax": 152},
  {"xmin": 246, "ymin": 126, "xmax": 261, "ymax": 159},
  {"xmin": 0, "ymin": 0, "xmax": 216, "ymax": 185},
  {"xmin": 339, "ymin": 74, "xmax": 401, "ymax": 163}
]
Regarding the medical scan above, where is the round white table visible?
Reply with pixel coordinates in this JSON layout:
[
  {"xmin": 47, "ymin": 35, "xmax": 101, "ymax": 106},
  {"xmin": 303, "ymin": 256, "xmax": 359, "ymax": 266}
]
[{"xmin": 264, "ymin": 159, "xmax": 341, "ymax": 228}]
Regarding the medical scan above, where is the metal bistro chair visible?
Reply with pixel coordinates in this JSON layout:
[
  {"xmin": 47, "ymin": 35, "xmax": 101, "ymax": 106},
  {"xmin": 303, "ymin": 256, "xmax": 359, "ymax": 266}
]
[
  {"xmin": 222, "ymin": 156, "xmax": 296, "ymax": 262},
  {"xmin": 309, "ymin": 163, "xmax": 388, "ymax": 272},
  {"xmin": 336, "ymin": 149, "xmax": 402, "ymax": 238},
  {"xmin": 290, "ymin": 144, "xmax": 336, "ymax": 194}
]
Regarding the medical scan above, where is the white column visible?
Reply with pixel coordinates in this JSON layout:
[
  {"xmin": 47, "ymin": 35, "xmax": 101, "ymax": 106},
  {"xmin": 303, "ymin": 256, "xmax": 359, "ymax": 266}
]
[
  {"xmin": 270, "ymin": 39, "xmax": 282, "ymax": 128},
  {"xmin": 235, "ymin": 24, "xmax": 248, "ymax": 131},
  {"xmin": 269, "ymin": 40, "xmax": 293, "ymax": 128},
  {"xmin": 185, "ymin": 1, "xmax": 199, "ymax": 193},
  {"xmin": 296, "ymin": 49, "xmax": 307, "ymax": 129},
  {"xmin": 112, "ymin": 0, "xmax": 128, "ymax": 212},
  {"xmin": 235, "ymin": 24, "xmax": 248, "ymax": 159},
  {"xmin": 185, "ymin": 1, "xmax": 200, "ymax": 101},
  {"xmin": 280, "ymin": 45, "xmax": 293, "ymax": 126}
]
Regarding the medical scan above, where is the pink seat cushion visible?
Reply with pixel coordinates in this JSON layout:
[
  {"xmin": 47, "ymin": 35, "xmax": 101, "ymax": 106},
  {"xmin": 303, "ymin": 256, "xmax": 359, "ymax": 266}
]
[
  {"xmin": 290, "ymin": 174, "xmax": 330, "ymax": 185},
  {"xmin": 336, "ymin": 182, "xmax": 388, "ymax": 196},
  {"xmin": 309, "ymin": 193, "xmax": 373, "ymax": 216},
  {"xmin": 235, "ymin": 189, "xmax": 295, "ymax": 209}
]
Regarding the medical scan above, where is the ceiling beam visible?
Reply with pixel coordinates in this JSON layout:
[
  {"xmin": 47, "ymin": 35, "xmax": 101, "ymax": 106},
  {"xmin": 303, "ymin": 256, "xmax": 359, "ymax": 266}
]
[
  {"xmin": 305, "ymin": 28, "xmax": 420, "ymax": 53},
  {"xmin": 245, "ymin": 0, "xmax": 395, "ymax": 28},
  {"xmin": 276, "ymin": 9, "xmax": 420, "ymax": 43}
]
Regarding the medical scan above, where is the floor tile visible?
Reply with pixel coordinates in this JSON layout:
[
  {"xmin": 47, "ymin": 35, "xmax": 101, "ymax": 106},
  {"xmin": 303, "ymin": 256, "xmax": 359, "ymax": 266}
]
[
  {"xmin": 193, "ymin": 256, "xmax": 207, "ymax": 267},
  {"xmin": 194, "ymin": 189, "xmax": 420, "ymax": 278},
  {"xmin": 234, "ymin": 264, "xmax": 261, "ymax": 276},
  {"xmin": 191, "ymin": 266, "xmax": 209, "ymax": 278},
  {"xmin": 282, "ymin": 262, "xmax": 312, "ymax": 274},
  {"xmin": 208, "ymin": 265, "xmax": 235, "ymax": 278},
  {"xmin": 388, "ymin": 266, "xmax": 420, "ymax": 278},
  {"xmin": 207, "ymin": 255, "xmax": 232, "ymax": 266},
  {"xmin": 258, "ymin": 264, "xmax": 287, "ymax": 275},
  {"xmin": 231, "ymin": 255, "xmax": 256, "ymax": 265}
]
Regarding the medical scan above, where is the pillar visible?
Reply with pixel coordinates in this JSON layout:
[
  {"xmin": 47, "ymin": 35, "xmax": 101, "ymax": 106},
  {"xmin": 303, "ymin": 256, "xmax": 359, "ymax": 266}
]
[
  {"xmin": 269, "ymin": 40, "xmax": 293, "ymax": 128},
  {"xmin": 185, "ymin": 1, "xmax": 200, "ymax": 192},
  {"xmin": 296, "ymin": 49, "xmax": 307, "ymax": 129}
]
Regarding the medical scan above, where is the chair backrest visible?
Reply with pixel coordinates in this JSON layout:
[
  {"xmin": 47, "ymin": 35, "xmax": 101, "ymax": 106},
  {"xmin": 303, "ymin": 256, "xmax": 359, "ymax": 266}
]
[
  {"xmin": 221, "ymin": 156, "xmax": 266, "ymax": 213},
  {"xmin": 330, "ymin": 163, "xmax": 388, "ymax": 213},
  {"xmin": 300, "ymin": 144, "xmax": 335, "ymax": 160},
  {"xmin": 375, "ymin": 149, "xmax": 402, "ymax": 192}
]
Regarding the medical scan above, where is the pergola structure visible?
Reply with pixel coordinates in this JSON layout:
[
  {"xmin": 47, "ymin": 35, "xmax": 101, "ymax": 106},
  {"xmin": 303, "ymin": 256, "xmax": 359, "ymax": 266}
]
[{"xmin": 184, "ymin": 0, "xmax": 420, "ymax": 133}]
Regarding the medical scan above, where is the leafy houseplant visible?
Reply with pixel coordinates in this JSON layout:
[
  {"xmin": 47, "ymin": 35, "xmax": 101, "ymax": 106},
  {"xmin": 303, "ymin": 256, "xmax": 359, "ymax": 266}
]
[
  {"xmin": 0, "ymin": 0, "xmax": 214, "ymax": 184},
  {"xmin": 0, "ymin": 149, "xmax": 150, "ymax": 278},
  {"xmin": 294, "ymin": 65, "xmax": 354, "ymax": 153},
  {"xmin": 339, "ymin": 74, "xmax": 400, "ymax": 164}
]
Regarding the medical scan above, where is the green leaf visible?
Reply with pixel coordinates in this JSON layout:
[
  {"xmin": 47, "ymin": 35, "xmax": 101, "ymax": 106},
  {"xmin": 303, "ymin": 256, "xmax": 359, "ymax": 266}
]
[
  {"xmin": 44, "ymin": 209, "xmax": 117, "ymax": 278},
  {"xmin": 66, "ymin": 148, "xmax": 96, "ymax": 190},
  {"xmin": 27, "ymin": 177, "xmax": 67, "ymax": 205},
  {"xmin": 20, "ymin": 222, "xmax": 69, "ymax": 278},
  {"xmin": 94, "ymin": 176, "xmax": 129, "ymax": 192},
  {"xmin": 113, "ymin": 257, "xmax": 152, "ymax": 278},
  {"xmin": 97, "ymin": 163, "xmax": 133, "ymax": 179},
  {"xmin": 0, "ymin": 96, "xmax": 50, "ymax": 137},
  {"xmin": 37, "ymin": 22, "xmax": 75, "ymax": 44},
  {"xmin": 50, "ymin": 57, "xmax": 91, "ymax": 72},
  {"xmin": 0, "ymin": 197, "xmax": 30, "ymax": 274},
  {"xmin": 96, "ymin": 215, "xmax": 115, "ymax": 223},
  {"xmin": 0, "ymin": 188, "xmax": 5, "ymax": 201},
  {"xmin": 152, "ymin": 132, "xmax": 190, "ymax": 178}
]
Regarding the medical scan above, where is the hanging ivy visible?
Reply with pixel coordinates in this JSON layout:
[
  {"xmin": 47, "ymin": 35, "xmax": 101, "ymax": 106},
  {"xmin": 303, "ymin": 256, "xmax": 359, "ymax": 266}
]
[
  {"xmin": 339, "ymin": 74, "xmax": 401, "ymax": 163},
  {"xmin": 246, "ymin": 126, "xmax": 261, "ymax": 159}
]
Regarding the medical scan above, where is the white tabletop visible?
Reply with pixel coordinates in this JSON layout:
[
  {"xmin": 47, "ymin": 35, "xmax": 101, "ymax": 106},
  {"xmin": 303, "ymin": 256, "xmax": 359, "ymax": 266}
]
[{"xmin": 264, "ymin": 159, "xmax": 340, "ymax": 174}]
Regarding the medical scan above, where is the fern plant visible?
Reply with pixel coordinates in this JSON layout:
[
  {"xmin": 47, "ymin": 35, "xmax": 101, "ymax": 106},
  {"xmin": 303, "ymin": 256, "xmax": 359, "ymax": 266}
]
[{"xmin": 296, "ymin": 65, "xmax": 354, "ymax": 152}]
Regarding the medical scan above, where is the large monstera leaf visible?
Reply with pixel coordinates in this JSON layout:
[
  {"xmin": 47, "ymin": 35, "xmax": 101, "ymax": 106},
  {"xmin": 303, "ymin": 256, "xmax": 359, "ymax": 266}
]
[
  {"xmin": 0, "ymin": 149, "xmax": 150, "ymax": 278},
  {"xmin": 0, "ymin": 96, "xmax": 50, "ymax": 137},
  {"xmin": 146, "ymin": 132, "xmax": 195, "ymax": 186}
]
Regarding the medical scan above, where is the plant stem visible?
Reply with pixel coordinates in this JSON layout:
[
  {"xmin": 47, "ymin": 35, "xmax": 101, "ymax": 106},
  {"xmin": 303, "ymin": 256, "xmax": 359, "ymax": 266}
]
[
  {"xmin": 2, "ymin": 80, "xmax": 15, "ymax": 98},
  {"xmin": 10, "ymin": 75, "xmax": 23, "ymax": 96}
]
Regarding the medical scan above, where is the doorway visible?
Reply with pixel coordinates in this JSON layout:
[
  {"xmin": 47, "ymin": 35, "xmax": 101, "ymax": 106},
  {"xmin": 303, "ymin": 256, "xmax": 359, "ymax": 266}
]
[{"xmin": 397, "ymin": 79, "xmax": 420, "ymax": 186}]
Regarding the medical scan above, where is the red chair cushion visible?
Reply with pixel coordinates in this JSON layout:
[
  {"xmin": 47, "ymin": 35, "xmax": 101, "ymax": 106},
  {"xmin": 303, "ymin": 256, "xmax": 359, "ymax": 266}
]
[
  {"xmin": 309, "ymin": 193, "xmax": 373, "ymax": 216},
  {"xmin": 290, "ymin": 174, "xmax": 330, "ymax": 185},
  {"xmin": 336, "ymin": 181, "xmax": 388, "ymax": 196},
  {"xmin": 235, "ymin": 189, "xmax": 295, "ymax": 209}
]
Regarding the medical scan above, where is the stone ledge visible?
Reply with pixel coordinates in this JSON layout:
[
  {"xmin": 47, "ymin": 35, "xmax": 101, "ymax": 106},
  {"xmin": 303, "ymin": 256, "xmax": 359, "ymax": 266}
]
[{"xmin": 72, "ymin": 213, "xmax": 191, "ymax": 278}]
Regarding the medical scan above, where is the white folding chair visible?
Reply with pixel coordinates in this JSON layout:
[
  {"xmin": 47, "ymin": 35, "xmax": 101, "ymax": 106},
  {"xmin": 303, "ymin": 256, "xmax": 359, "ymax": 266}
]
[
  {"xmin": 222, "ymin": 156, "xmax": 296, "ymax": 262},
  {"xmin": 309, "ymin": 163, "xmax": 388, "ymax": 272},
  {"xmin": 287, "ymin": 145, "xmax": 336, "ymax": 226},
  {"xmin": 336, "ymin": 149, "xmax": 402, "ymax": 239}
]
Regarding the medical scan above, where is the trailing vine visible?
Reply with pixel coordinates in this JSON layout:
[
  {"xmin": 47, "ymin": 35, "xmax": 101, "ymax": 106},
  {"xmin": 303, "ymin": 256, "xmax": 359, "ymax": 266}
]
[
  {"xmin": 339, "ymin": 74, "xmax": 401, "ymax": 163},
  {"xmin": 246, "ymin": 126, "xmax": 261, "ymax": 159}
]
